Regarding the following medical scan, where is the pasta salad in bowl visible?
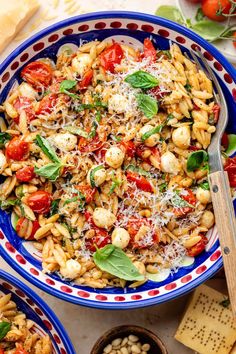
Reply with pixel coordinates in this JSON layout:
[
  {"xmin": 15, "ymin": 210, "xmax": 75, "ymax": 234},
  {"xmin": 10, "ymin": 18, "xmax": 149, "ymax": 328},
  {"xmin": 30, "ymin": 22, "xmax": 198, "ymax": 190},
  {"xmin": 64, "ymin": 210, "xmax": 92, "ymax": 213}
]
[
  {"xmin": 0, "ymin": 12, "xmax": 235, "ymax": 308},
  {"xmin": 0, "ymin": 270, "xmax": 75, "ymax": 353}
]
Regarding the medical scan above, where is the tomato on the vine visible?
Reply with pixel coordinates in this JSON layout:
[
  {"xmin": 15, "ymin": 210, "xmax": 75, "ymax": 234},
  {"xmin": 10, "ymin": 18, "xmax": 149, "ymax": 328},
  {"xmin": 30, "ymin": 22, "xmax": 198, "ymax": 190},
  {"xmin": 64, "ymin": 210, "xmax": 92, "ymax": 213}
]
[
  {"xmin": 6, "ymin": 138, "xmax": 29, "ymax": 161},
  {"xmin": 27, "ymin": 191, "xmax": 52, "ymax": 214},
  {"xmin": 202, "ymin": 0, "xmax": 232, "ymax": 21}
]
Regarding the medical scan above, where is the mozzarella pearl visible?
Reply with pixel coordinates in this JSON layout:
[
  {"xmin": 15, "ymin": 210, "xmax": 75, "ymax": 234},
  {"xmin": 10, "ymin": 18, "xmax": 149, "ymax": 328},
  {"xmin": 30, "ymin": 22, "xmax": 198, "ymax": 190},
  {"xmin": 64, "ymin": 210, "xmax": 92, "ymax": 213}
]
[
  {"xmin": 105, "ymin": 147, "xmax": 125, "ymax": 169},
  {"xmin": 0, "ymin": 151, "xmax": 7, "ymax": 173},
  {"xmin": 200, "ymin": 210, "xmax": 215, "ymax": 229},
  {"xmin": 93, "ymin": 207, "xmax": 116, "ymax": 229},
  {"xmin": 160, "ymin": 151, "xmax": 181, "ymax": 175},
  {"xmin": 172, "ymin": 126, "xmax": 191, "ymax": 149},
  {"xmin": 72, "ymin": 53, "xmax": 93, "ymax": 76},
  {"xmin": 60, "ymin": 259, "xmax": 81, "ymax": 280},
  {"xmin": 196, "ymin": 187, "xmax": 211, "ymax": 204},
  {"xmin": 51, "ymin": 133, "xmax": 77, "ymax": 151},
  {"xmin": 112, "ymin": 227, "xmax": 130, "ymax": 249},
  {"xmin": 87, "ymin": 166, "xmax": 107, "ymax": 187},
  {"xmin": 139, "ymin": 124, "xmax": 160, "ymax": 147}
]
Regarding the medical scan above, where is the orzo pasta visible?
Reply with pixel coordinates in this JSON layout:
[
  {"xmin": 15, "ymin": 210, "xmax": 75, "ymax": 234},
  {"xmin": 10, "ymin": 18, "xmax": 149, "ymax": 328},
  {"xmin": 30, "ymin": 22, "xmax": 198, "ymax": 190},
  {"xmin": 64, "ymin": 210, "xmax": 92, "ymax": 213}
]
[
  {"xmin": 0, "ymin": 38, "xmax": 221, "ymax": 288},
  {"xmin": 0, "ymin": 293, "xmax": 52, "ymax": 353}
]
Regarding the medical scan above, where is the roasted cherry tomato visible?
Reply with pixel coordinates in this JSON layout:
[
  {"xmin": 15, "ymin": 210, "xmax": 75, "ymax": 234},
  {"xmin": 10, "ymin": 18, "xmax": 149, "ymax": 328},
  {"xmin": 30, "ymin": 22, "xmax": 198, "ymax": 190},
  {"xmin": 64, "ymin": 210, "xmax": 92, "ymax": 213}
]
[
  {"xmin": 149, "ymin": 86, "xmax": 170, "ymax": 100},
  {"xmin": 127, "ymin": 217, "xmax": 159, "ymax": 248},
  {"xmin": 16, "ymin": 166, "xmax": 35, "ymax": 182},
  {"xmin": 14, "ymin": 345, "xmax": 29, "ymax": 354},
  {"xmin": 79, "ymin": 69, "xmax": 93, "ymax": 89},
  {"xmin": 0, "ymin": 348, "xmax": 4, "ymax": 354},
  {"xmin": 76, "ymin": 185, "xmax": 96, "ymax": 204},
  {"xmin": 212, "ymin": 103, "xmax": 221, "ymax": 123},
  {"xmin": 21, "ymin": 61, "xmax": 52, "ymax": 90},
  {"xmin": 16, "ymin": 217, "xmax": 40, "ymax": 240},
  {"xmin": 36, "ymin": 93, "xmax": 58, "ymax": 115},
  {"xmin": 224, "ymin": 156, "xmax": 236, "ymax": 187},
  {"xmin": 120, "ymin": 140, "xmax": 136, "ymax": 158},
  {"xmin": 188, "ymin": 234, "xmax": 208, "ymax": 257},
  {"xmin": 173, "ymin": 189, "xmax": 196, "ymax": 217},
  {"xmin": 85, "ymin": 230, "xmax": 111, "ymax": 252},
  {"xmin": 27, "ymin": 191, "xmax": 52, "ymax": 214},
  {"xmin": 78, "ymin": 134, "xmax": 104, "ymax": 153},
  {"xmin": 126, "ymin": 171, "xmax": 153, "ymax": 193},
  {"xmin": 221, "ymin": 132, "xmax": 229, "ymax": 149},
  {"xmin": 100, "ymin": 43, "xmax": 124, "ymax": 73},
  {"xmin": 143, "ymin": 38, "xmax": 156, "ymax": 63},
  {"xmin": 233, "ymin": 32, "xmax": 236, "ymax": 49},
  {"xmin": 6, "ymin": 138, "xmax": 29, "ymax": 161},
  {"xmin": 13, "ymin": 96, "xmax": 35, "ymax": 123},
  {"xmin": 201, "ymin": 0, "xmax": 232, "ymax": 21}
]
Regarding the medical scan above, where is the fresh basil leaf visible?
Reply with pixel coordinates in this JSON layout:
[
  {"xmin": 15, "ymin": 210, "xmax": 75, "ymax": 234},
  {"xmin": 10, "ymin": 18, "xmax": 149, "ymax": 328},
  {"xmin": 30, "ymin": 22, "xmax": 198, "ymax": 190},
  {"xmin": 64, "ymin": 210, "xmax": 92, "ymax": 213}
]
[
  {"xmin": 50, "ymin": 199, "xmax": 60, "ymax": 216},
  {"xmin": 195, "ymin": 8, "xmax": 205, "ymax": 21},
  {"xmin": 191, "ymin": 20, "xmax": 225, "ymax": 41},
  {"xmin": 0, "ymin": 321, "xmax": 11, "ymax": 340},
  {"xmin": 59, "ymin": 80, "xmax": 80, "ymax": 100},
  {"xmin": 95, "ymin": 244, "xmax": 115, "ymax": 260},
  {"xmin": 35, "ymin": 135, "xmax": 61, "ymax": 163},
  {"xmin": 34, "ymin": 163, "xmax": 62, "ymax": 181},
  {"xmin": 136, "ymin": 93, "xmax": 158, "ymax": 119},
  {"xmin": 94, "ymin": 245, "xmax": 145, "ymax": 281},
  {"xmin": 159, "ymin": 182, "xmax": 167, "ymax": 192},
  {"xmin": 199, "ymin": 181, "xmax": 210, "ymax": 190},
  {"xmin": 0, "ymin": 132, "xmax": 11, "ymax": 148},
  {"xmin": 75, "ymin": 101, "xmax": 107, "ymax": 112},
  {"xmin": 172, "ymin": 193, "xmax": 194, "ymax": 208},
  {"xmin": 63, "ymin": 196, "xmax": 79, "ymax": 206},
  {"xmin": 141, "ymin": 125, "xmax": 162, "ymax": 142},
  {"xmin": 187, "ymin": 150, "xmax": 208, "ymax": 172},
  {"xmin": 125, "ymin": 164, "xmax": 150, "ymax": 177},
  {"xmin": 0, "ymin": 198, "xmax": 20, "ymax": 210},
  {"xmin": 184, "ymin": 82, "xmax": 192, "ymax": 92},
  {"xmin": 95, "ymin": 111, "xmax": 101, "ymax": 123},
  {"xmin": 125, "ymin": 71, "xmax": 159, "ymax": 89},
  {"xmin": 155, "ymin": 5, "xmax": 185, "ymax": 25},
  {"xmin": 108, "ymin": 178, "xmax": 121, "ymax": 196},
  {"xmin": 89, "ymin": 121, "xmax": 98, "ymax": 139},
  {"xmin": 90, "ymin": 165, "xmax": 104, "ymax": 187},
  {"xmin": 64, "ymin": 126, "xmax": 88, "ymax": 138}
]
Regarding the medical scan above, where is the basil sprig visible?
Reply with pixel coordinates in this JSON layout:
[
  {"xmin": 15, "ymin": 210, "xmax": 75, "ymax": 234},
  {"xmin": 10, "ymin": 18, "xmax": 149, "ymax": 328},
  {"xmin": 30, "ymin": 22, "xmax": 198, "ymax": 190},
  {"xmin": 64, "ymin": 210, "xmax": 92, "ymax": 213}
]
[
  {"xmin": 75, "ymin": 101, "xmax": 107, "ymax": 112},
  {"xmin": 187, "ymin": 150, "xmax": 209, "ymax": 172},
  {"xmin": 59, "ymin": 80, "xmax": 80, "ymax": 100},
  {"xmin": 0, "ymin": 321, "xmax": 11, "ymax": 340},
  {"xmin": 93, "ymin": 245, "xmax": 145, "ymax": 281},
  {"xmin": 171, "ymin": 193, "xmax": 194, "ymax": 209},
  {"xmin": 64, "ymin": 126, "xmax": 88, "ymax": 138},
  {"xmin": 141, "ymin": 125, "xmax": 162, "ymax": 142},
  {"xmin": 35, "ymin": 135, "xmax": 63, "ymax": 181},
  {"xmin": 125, "ymin": 71, "xmax": 159, "ymax": 89},
  {"xmin": 90, "ymin": 165, "xmax": 104, "ymax": 187},
  {"xmin": 0, "ymin": 132, "xmax": 11, "ymax": 148},
  {"xmin": 125, "ymin": 164, "xmax": 150, "ymax": 177},
  {"xmin": 49, "ymin": 199, "xmax": 60, "ymax": 216},
  {"xmin": 136, "ymin": 93, "xmax": 158, "ymax": 119},
  {"xmin": 199, "ymin": 181, "xmax": 210, "ymax": 190}
]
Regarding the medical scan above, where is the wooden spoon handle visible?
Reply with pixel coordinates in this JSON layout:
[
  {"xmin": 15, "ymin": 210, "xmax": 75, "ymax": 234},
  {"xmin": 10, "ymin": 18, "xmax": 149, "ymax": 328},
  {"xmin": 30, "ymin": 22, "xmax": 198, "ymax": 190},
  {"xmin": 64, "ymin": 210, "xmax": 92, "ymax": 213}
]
[{"xmin": 209, "ymin": 170, "xmax": 236, "ymax": 318}]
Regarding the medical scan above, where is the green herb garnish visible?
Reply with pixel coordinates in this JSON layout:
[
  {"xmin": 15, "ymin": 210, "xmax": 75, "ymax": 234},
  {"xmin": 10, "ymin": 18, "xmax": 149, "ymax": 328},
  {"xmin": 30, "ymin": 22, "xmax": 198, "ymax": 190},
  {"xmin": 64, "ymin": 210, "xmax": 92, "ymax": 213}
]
[
  {"xmin": 159, "ymin": 182, "xmax": 167, "ymax": 192},
  {"xmin": 50, "ymin": 199, "xmax": 60, "ymax": 216},
  {"xmin": 0, "ymin": 132, "xmax": 11, "ymax": 148},
  {"xmin": 0, "ymin": 198, "xmax": 20, "ymax": 210},
  {"xmin": 141, "ymin": 125, "xmax": 162, "ymax": 142},
  {"xmin": 0, "ymin": 321, "xmax": 11, "ymax": 341},
  {"xmin": 171, "ymin": 193, "xmax": 194, "ymax": 208},
  {"xmin": 125, "ymin": 164, "xmax": 150, "ymax": 177},
  {"xmin": 93, "ymin": 245, "xmax": 145, "ymax": 281},
  {"xmin": 125, "ymin": 70, "xmax": 159, "ymax": 89},
  {"xmin": 90, "ymin": 165, "xmax": 104, "ymax": 187},
  {"xmin": 75, "ymin": 101, "xmax": 107, "ymax": 112},
  {"xmin": 199, "ymin": 181, "xmax": 210, "ymax": 190},
  {"xmin": 187, "ymin": 150, "xmax": 209, "ymax": 172},
  {"xmin": 64, "ymin": 126, "xmax": 88, "ymax": 138},
  {"xmin": 136, "ymin": 93, "xmax": 158, "ymax": 119},
  {"xmin": 59, "ymin": 80, "xmax": 80, "ymax": 100}
]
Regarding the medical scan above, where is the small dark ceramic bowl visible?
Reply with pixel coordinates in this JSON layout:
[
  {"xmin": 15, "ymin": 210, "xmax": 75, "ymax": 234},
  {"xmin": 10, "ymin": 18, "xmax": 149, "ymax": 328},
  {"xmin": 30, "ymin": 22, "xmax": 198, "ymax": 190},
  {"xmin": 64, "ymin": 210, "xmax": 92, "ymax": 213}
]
[{"xmin": 91, "ymin": 325, "xmax": 168, "ymax": 354}]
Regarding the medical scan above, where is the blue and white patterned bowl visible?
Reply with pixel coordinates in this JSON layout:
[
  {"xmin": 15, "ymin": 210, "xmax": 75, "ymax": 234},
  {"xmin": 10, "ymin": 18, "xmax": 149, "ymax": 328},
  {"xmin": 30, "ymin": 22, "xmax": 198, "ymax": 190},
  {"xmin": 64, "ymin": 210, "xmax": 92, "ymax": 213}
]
[
  {"xmin": 0, "ymin": 270, "xmax": 75, "ymax": 353},
  {"xmin": 0, "ymin": 11, "xmax": 235, "ymax": 309}
]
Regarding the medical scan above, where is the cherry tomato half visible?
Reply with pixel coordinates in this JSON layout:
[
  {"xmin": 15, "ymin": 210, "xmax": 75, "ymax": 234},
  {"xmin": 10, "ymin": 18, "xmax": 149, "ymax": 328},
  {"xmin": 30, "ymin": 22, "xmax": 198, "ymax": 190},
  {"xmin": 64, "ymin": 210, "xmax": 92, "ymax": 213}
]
[
  {"xmin": 224, "ymin": 156, "xmax": 236, "ymax": 187},
  {"xmin": 188, "ymin": 234, "xmax": 208, "ymax": 257},
  {"xmin": 14, "ymin": 345, "xmax": 29, "ymax": 354},
  {"xmin": 16, "ymin": 217, "xmax": 40, "ymax": 240},
  {"xmin": 126, "ymin": 171, "xmax": 153, "ymax": 193},
  {"xmin": 6, "ymin": 138, "xmax": 29, "ymax": 161},
  {"xmin": 79, "ymin": 69, "xmax": 93, "ymax": 90},
  {"xmin": 16, "ymin": 166, "xmax": 35, "ymax": 182},
  {"xmin": 36, "ymin": 93, "xmax": 58, "ymax": 115},
  {"xmin": 173, "ymin": 189, "xmax": 196, "ymax": 217},
  {"xmin": 182, "ymin": 189, "xmax": 197, "ymax": 206},
  {"xmin": 120, "ymin": 140, "xmax": 136, "ymax": 158},
  {"xmin": 143, "ymin": 38, "xmax": 156, "ymax": 63},
  {"xmin": 100, "ymin": 43, "xmax": 124, "ymax": 73},
  {"xmin": 149, "ymin": 86, "xmax": 170, "ymax": 100},
  {"xmin": 13, "ymin": 96, "xmax": 35, "ymax": 123},
  {"xmin": 127, "ymin": 217, "xmax": 158, "ymax": 248},
  {"xmin": 21, "ymin": 61, "xmax": 52, "ymax": 91},
  {"xmin": 75, "ymin": 185, "xmax": 96, "ymax": 204},
  {"xmin": 27, "ymin": 191, "xmax": 52, "ymax": 214},
  {"xmin": 202, "ymin": 0, "xmax": 232, "ymax": 21},
  {"xmin": 85, "ymin": 230, "xmax": 111, "ymax": 252},
  {"xmin": 78, "ymin": 134, "xmax": 105, "ymax": 153}
]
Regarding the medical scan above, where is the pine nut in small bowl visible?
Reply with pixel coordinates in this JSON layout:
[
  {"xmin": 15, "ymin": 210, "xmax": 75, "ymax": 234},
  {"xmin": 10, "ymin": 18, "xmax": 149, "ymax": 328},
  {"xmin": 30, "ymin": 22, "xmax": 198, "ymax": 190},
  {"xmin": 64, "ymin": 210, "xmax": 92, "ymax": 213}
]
[{"xmin": 90, "ymin": 325, "xmax": 168, "ymax": 354}]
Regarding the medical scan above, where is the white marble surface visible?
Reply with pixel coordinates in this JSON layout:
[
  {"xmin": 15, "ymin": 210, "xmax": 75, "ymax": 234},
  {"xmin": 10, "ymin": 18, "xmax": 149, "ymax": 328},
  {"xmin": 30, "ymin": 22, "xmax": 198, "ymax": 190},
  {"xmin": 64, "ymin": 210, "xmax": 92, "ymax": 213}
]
[{"xmin": 1, "ymin": 258, "xmax": 194, "ymax": 354}]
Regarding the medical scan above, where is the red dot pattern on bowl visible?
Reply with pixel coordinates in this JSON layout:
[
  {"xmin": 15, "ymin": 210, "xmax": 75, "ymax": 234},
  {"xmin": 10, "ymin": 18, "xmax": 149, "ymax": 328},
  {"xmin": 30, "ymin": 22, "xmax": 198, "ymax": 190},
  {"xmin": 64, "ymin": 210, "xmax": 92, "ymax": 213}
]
[
  {"xmin": 158, "ymin": 29, "xmax": 169, "ymax": 37},
  {"xmin": 5, "ymin": 242, "xmax": 15, "ymax": 253},
  {"xmin": 110, "ymin": 21, "xmax": 122, "ymax": 28},
  {"xmin": 131, "ymin": 294, "xmax": 142, "ymax": 300},
  {"xmin": 196, "ymin": 265, "xmax": 207, "ymax": 274},
  {"xmin": 3, "ymin": 282, "xmax": 13, "ymax": 290},
  {"xmin": 20, "ymin": 53, "xmax": 29, "ymax": 62},
  {"xmin": 16, "ymin": 254, "xmax": 26, "ymax": 264},
  {"xmin": 46, "ymin": 278, "xmax": 55, "ymax": 286},
  {"xmin": 48, "ymin": 34, "xmax": 59, "ymax": 42},
  {"xmin": 15, "ymin": 289, "xmax": 25, "ymax": 297},
  {"xmin": 95, "ymin": 22, "xmax": 106, "ymax": 29},
  {"xmin": 43, "ymin": 320, "xmax": 53, "ymax": 330},
  {"xmin": 224, "ymin": 73, "xmax": 233, "ymax": 84},
  {"xmin": 148, "ymin": 290, "xmax": 159, "ymax": 296},
  {"xmin": 54, "ymin": 334, "xmax": 61, "ymax": 344},
  {"xmin": 35, "ymin": 307, "xmax": 43, "ymax": 316},
  {"xmin": 60, "ymin": 286, "xmax": 72, "ymax": 293},
  {"xmin": 95, "ymin": 295, "xmax": 108, "ymax": 301},
  {"xmin": 232, "ymin": 88, "xmax": 236, "ymax": 101},
  {"xmin": 191, "ymin": 44, "xmax": 201, "ymax": 51},
  {"xmin": 30, "ymin": 268, "xmax": 39, "ymax": 276},
  {"xmin": 214, "ymin": 61, "xmax": 223, "ymax": 71},
  {"xmin": 165, "ymin": 283, "xmax": 177, "ymax": 291},
  {"xmin": 63, "ymin": 28, "xmax": 73, "ymax": 35},
  {"xmin": 77, "ymin": 291, "xmax": 90, "ymax": 298},
  {"xmin": 141, "ymin": 24, "xmax": 154, "ymax": 32},
  {"xmin": 2, "ymin": 72, "xmax": 10, "ymax": 82},
  {"xmin": 127, "ymin": 23, "xmax": 138, "ymax": 31},
  {"xmin": 176, "ymin": 36, "xmax": 186, "ymax": 44},
  {"xmin": 11, "ymin": 61, "xmax": 19, "ymax": 70},
  {"xmin": 210, "ymin": 250, "xmax": 221, "ymax": 261},
  {"xmin": 181, "ymin": 275, "xmax": 192, "ymax": 283},
  {"xmin": 204, "ymin": 51, "xmax": 213, "ymax": 61},
  {"xmin": 33, "ymin": 42, "xmax": 44, "ymax": 51},
  {"xmin": 114, "ymin": 296, "xmax": 125, "ymax": 301},
  {"xmin": 78, "ymin": 24, "xmax": 89, "ymax": 31}
]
